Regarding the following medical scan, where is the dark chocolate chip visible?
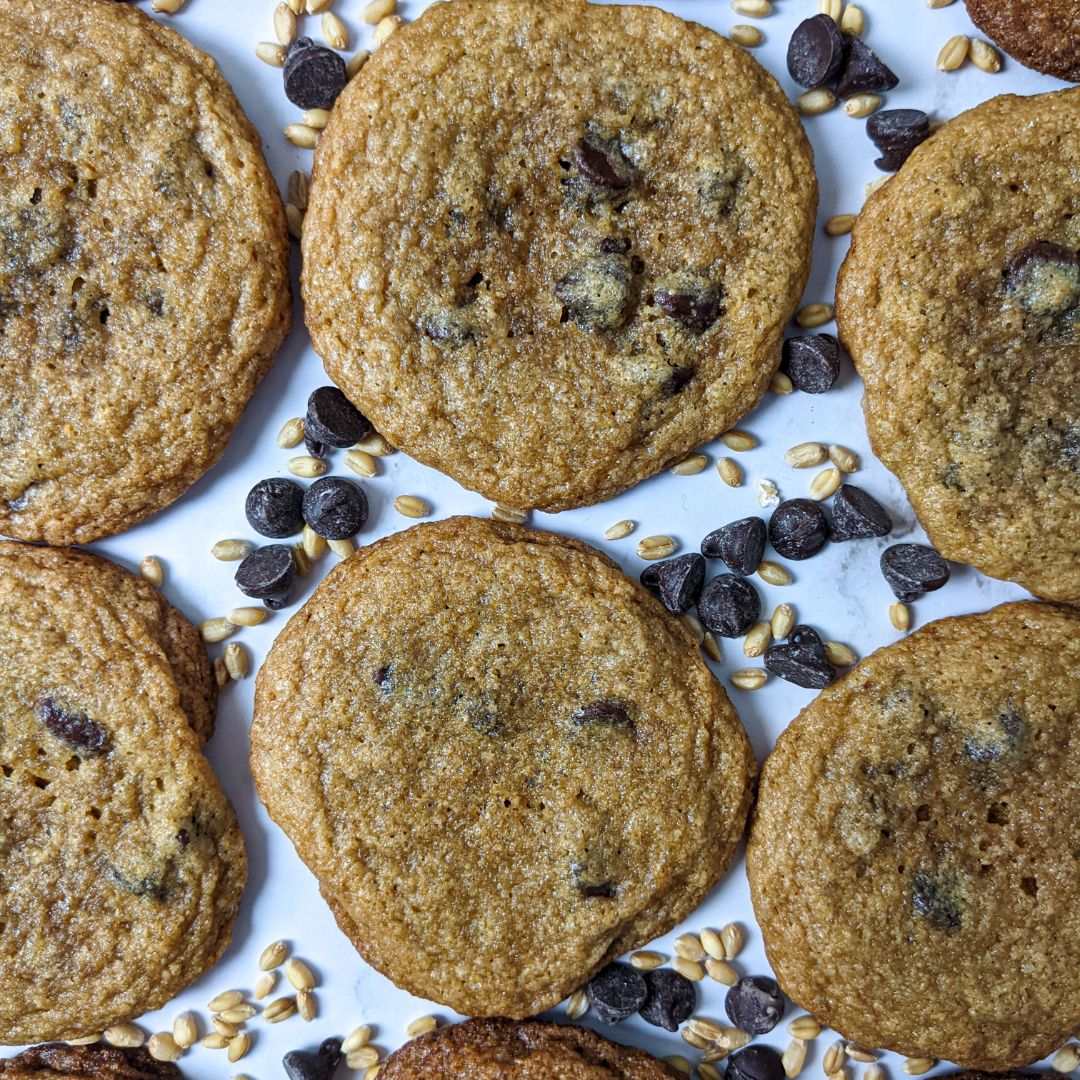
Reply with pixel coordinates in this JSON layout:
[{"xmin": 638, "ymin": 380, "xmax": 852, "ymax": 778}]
[
  {"xmin": 639, "ymin": 968, "xmax": 696, "ymax": 1032},
  {"xmin": 829, "ymin": 484, "xmax": 893, "ymax": 541},
  {"xmin": 786, "ymin": 14, "xmax": 847, "ymax": 89},
  {"xmin": 571, "ymin": 137, "xmax": 633, "ymax": 191},
  {"xmin": 1004, "ymin": 241, "xmax": 1080, "ymax": 318},
  {"xmin": 570, "ymin": 700, "xmax": 631, "ymax": 728},
  {"xmin": 579, "ymin": 881, "xmax": 616, "ymax": 899},
  {"xmin": 304, "ymin": 432, "xmax": 328, "ymax": 459},
  {"xmin": 701, "ymin": 517, "xmax": 767, "ymax": 576},
  {"xmin": 662, "ymin": 365, "xmax": 695, "ymax": 396},
  {"xmin": 554, "ymin": 254, "xmax": 632, "ymax": 332},
  {"xmin": 283, "ymin": 38, "xmax": 348, "ymax": 111},
  {"xmin": 283, "ymin": 1038, "xmax": 343, "ymax": 1080},
  {"xmin": 37, "ymin": 697, "xmax": 107, "ymax": 756},
  {"xmin": 781, "ymin": 334, "xmax": 841, "ymax": 394},
  {"xmin": 698, "ymin": 575, "xmax": 761, "ymax": 638},
  {"xmin": 587, "ymin": 963, "xmax": 647, "ymax": 1023},
  {"xmin": 866, "ymin": 109, "xmax": 930, "ymax": 171},
  {"xmin": 245, "ymin": 478, "xmax": 305, "ymax": 539},
  {"xmin": 764, "ymin": 625, "xmax": 837, "ymax": 689},
  {"xmin": 725, "ymin": 975, "xmax": 786, "ymax": 1035},
  {"xmin": 727, "ymin": 1046, "xmax": 787, "ymax": 1080},
  {"xmin": 835, "ymin": 34, "xmax": 899, "ymax": 98},
  {"xmin": 421, "ymin": 309, "xmax": 479, "ymax": 347},
  {"xmin": 640, "ymin": 553, "xmax": 706, "ymax": 614},
  {"xmin": 235, "ymin": 544, "xmax": 296, "ymax": 605},
  {"xmin": 302, "ymin": 476, "xmax": 368, "ymax": 540},
  {"xmin": 768, "ymin": 499, "xmax": 829, "ymax": 561},
  {"xmin": 911, "ymin": 872, "xmax": 962, "ymax": 933},
  {"xmin": 306, "ymin": 386, "xmax": 373, "ymax": 449},
  {"xmin": 963, "ymin": 709, "xmax": 1024, "ymax": 763},
  {"xmin": 600, "ymin": 237, "xmax": 631, "ymax": 254},
  {"xmin": 880, "ymin": 543, "xmax": 950, "ymax": 602},
  {"xmin": 655, "ymin": 285, "xmax": 721, "ymax": 334},
  {"xmin": 372, "ymin": 665, "xmax": 392, "ymax": 691},
  {"xmin": 177, "ymin": 828, "xmax": 190, "ymax": 846}
]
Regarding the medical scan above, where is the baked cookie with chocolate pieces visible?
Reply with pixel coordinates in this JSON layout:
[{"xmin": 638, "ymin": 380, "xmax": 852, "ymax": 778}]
[
  {"xmin": 251, "ymin": 517, "xmax": 754, "ymax": 1018},
  {"xmin": 0, "ymin": 0, "xmax": 291, "ymax": 545},
  {"xmin": 748, "ymin": 602, "xmax": 1080, "ymax": 1070},
  {"xmin": 965, "ymin": 0, "xmax": 1079, "ymax": 82},
  {"xmin": 303, "ymin": 0, "xmax": 816, "ymax": 511},
  {"xmin": 0, "ymin": 1044, "xmax": 182, "ymax": 1080},
  {"xmin": 379, "ymin": 1018, "xmax": 680, "ymax": 1079},
  {"xmin": 0, "ymin": 544, "xmax": 245, "ymax": 1043},
  {"xmin": 836, "ymin": 90, "xmax": 1080, "ymax": 602}
]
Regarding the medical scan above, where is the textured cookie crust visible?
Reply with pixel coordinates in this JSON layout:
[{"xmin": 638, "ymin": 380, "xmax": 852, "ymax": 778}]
[
  {"xmin": 303, "ymin": 0, "xmax": 816, "ymax": 512},
  {"xmin": 0, "ymin": 545, "xmax": 245, "ymax": 1043},
  {"xmin": 380, "ymin": 1018, "xmax": 679, "ymax": 1079},
  {"xmin": 965, "ymin": 0, "xmax": 1079, "ymax": 82},
  {"xmin": 0, "ymin": 1045, "xmax": 182, "ymax": 1080},
  {"xmin": 252, "ymin": 517, "xmax": 755, "ymax": 1018},
  {"xmin": 836, "ymin": 90, "xmax": 1080, "ymax": 603},
  {"xmin": 0, "ymin": 0, "xmax": 291, "ymax": 545},
  {"xmin": 747, "ymin": 602, "xmax": 1080, "ymax": 1070}
]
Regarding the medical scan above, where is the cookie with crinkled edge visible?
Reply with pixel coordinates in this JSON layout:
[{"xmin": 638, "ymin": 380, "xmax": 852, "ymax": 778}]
[
  {"xmin": 0, "ymin": 1045, "xmax": 182, "ymax": 1080},
  {"xmin": 836, "ymin": 89, "xmax": 1080, "ymax": 603},
  {"xmin": 0, "ymin": 0, "xmax": 291, "ymax": 545},
  {"xmin": 965, "ymin": 0, "xmax": 1079, "ymax": 82},
  {"xmin": 748, "ymin": 602, "xmax": 1080, "ymax": 1070},
  {"xmin": 251, "ymin": 516, "xmax": 755, "ymax": 1018},
  {"xmin": 302, "ymin": 0, "xmax": 815, "ymax": 512}
]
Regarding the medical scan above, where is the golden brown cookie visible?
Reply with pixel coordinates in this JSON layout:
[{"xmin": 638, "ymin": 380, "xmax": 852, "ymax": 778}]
[
  {"xmin": 251, "ymin": 517, "xmax": 755, "ymax": 1018},
  {"xmin": 0, "ymin": 0, "xmax": 291, "ymax": 545},
  {"xmin": 964, "ymin": 0, "xmax": 1079, "ymax": 82},
  {"xmin": 0, "ymin": 1045, "xmax": 182, "ymax": 1080},
  {"xmin": 0, "ymin": 544, "xmax": 245, "ymax": 1044},
  {"xmin": 380, "ymin": 1018, "xmax": 679, "ymax": 1079},
  {"xmin": 836, "ymin": 90, "xmax": 1080, "ymax": 603},
  {"xmin": 303, "ymin": 0, "xmax": 816, "ymax": 512},
  {"xmin": 747, "ymin": 602, "xmax": 1080, "ymax": 1070}
]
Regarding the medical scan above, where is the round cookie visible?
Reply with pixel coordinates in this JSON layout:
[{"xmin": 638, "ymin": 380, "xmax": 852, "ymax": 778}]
[
  {"xmin": 251, "ymin": 517, "xmax": 755, "ymax": 1018},
  {"xmin": 0, "ymin": 0, "xmax": 291, "ymax": 545},
  {"xmin": 0, "ymin": 546, "xmax": 246, "ymax": 1043},
  {"xmin": 0, "ymin": 1045, "xmax": 182, "ymax": 1080},
  {"xmin": 302, "ymin": 0, "xmax": 816, "ymax": 512},
  {"xmin": 747, "ymin": 602, "xmax": 1080, "ymax": 1070},
  {"xmin": 964, "ymin": 0, "xmax": 1079, "ymax": 82},
  {"xmin": 836, "ymin": 90, "xmax": 1080, "ymax": 603},
  {"xmin": 379, "ymin": 1018, "xmax": 680, "ymax": 1079}
]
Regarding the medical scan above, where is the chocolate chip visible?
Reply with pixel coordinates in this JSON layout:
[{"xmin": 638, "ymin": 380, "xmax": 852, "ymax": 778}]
[
  {"xmin": 283, "ymin": 38, "xmax": 347, "ymax": 111},
  {"xmin": 830, "ymin": 485, "xmax": 893, "ymax": 541},
  {"xmin": 37, "ymin": 697, "xmax": 107, "ymax": 756},
  {"xmin": 725, "ymin": 975, "xmax": 785, "ymax": 1035},
  {"xmin": 302, "ymin": 476, "xmax": 368, "ymax": 540},
  {"xmin": 911, "ymin": 872, "xmax": 962, "ymax": 933},
  {"xmin": 283, "ymin": 1038, "xmax": 343, "ymax": 1080},
  {"xmin": 554, "ymin": 254, "xmax": 631, "ymax": 332},
  {"xmin": 700, "ymin": 517, "xmax": 767, "ymax": 576},
  {"xmin": 655, "ymin": 284, "xmax": 721, "ymax": 334},
  {"xmin": 577, "ymin": 879, "xmax": 615, "ymax": 899},
  {"xmin": 764, "ymin": 625, "xmax": 837, "ymax": 689},
  {"xmin": 640, "ymin": 553, "xmax": 706, "ymax": 614},
  {"xmin": 866, "ymin": 109, "xmax": 930, "ymax": 171},
  {"xmin": 235, "ymin": 544, "xmax": 296, "ymax": 606},
  {"xmin": 587, "ymin": 963, "xmax": 647, "ymax": 1023},
  {"xmin": 964, "ymin": 709, "xmax": 1024, "ymax": 763},
  {"xmin": 571, "ymin": 137, "xmax": 633, "ymax": 191},
  {"xmin": 306, "ymin": 386, "xmax": 373, "ymax": 449},
  {"xmin": 570, "ymin": 700, "xmax": 631, "ymax": 728},
  {"xmin": 662, "ymin": 364, "xmax": 695, "ymax": 396},
  {"xmin": 600, "ymin": 237, "xmax": 631, "ymax": 254},
  {"xmin": 727, "ymin": 1046, "xmax": 787, "ymax": 1080},
  {"xmin": 880, "ymin": 543, "xmax": 950, "ymax": 602},
  {"xmin": 245, "ymin": 478, "xmax": 305, "ymax": 539},
  {"xmin": 835, "ymin": 34, "xmax": 899, "ymax": 98},
  {"xmin": 698, "ymin": 575, "xmax": 761, "ymax": 638},
  {"xmin": 639, "ymin": 968, "xmax": 696, "ymax": 1032},
  {"xmin": 421, "ymin": 309, "xmax": 479, "ymax": 347},
  {"xmin": 781, "ymin": 334, "xmax": 841, "ymax": 394},
  {"xmin": 786, "ymin": 14, "xmax": 847, "ymax": 89},
  {"xmin": 1004, "ymin": 241, "xmax": 1080, "ymax": 318},
  {"xmin": 768, "ymin": 499, "xmax": 829, "ymax": 561},
  {"xmin": 372, "ymin": 665, "xmax": 392, "ymax": 691},
  {"xmin": 304, "ymin": 431, "xmax": 328, "ymax": 459}
]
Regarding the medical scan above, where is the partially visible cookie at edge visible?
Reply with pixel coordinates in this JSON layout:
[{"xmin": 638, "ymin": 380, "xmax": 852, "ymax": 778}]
[
  {"xmin": 964, "ymin": 0, "xmax": 1079, "ymax": 82},
  {"xmin": 0, "ymin": 1045, "xmax": 182, "ymax": 1080}
]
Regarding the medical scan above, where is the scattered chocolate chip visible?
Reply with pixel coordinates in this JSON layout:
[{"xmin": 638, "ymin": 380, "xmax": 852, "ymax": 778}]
[
  {"xmin": 245, "ymin": 478, "xmax": 305, "ymax": 539},
  {"xmin": 37, "ymin": 697, "xmax": 107, "ymax": 756},
  {"xmin": 587, "ymin": 963, "xmax": 647, "ymax": 1023},
  {"xmin": 701, "ymin": 517, "xmax": 767, "ymax": 576},
  {"xmin": 655, "ymin": 284, "xmax": 721, "ymax": 334},
  {"xmin": 768, "ymin": 499, "xmax": 829, "ymax": 561},
  {"xmin": 763, "ymin": 625, "xmax": 837, "ymax": 689},
  {"xmin": 786, "ymin": 14, "xmax": 847, "ymax": 89},
  {"xmin": 600, "ymin": 237, "xmax": 631, "ymax": 254},
  {"xmin": 880, "ymin": 543, "xmax": 950, "ymax": 601},
  {"xmin": 571, "ymin": 137, "xmax": 633, "ymax": 191},
  {"xmin": 964, "ymin": 709, "xmax": 1024, "ymax": 763},
  {"xmin": 830, "ymin": 484, "xmax": 893, "ymax": 541},
  {"xmin": 283, "ymin": 38, "xmax": 348, "ymax": 111},
  {"xmin": 1004, "ymin": 241, "xmax": 1080, "ymax": 318},
  {"xmin": 698, "ymin": 575, "xmax": 761, "ymax": 638},
  {"xmin": 640, "ymin": 553, "xmax": 706, "ymax": 614},
  {"xmin": 306, "ymin": 386, "xmax": 373, "ymax": 449},
  {"xmin": 235, "ymin": 544, "xmax": 296, "ymax": 607},
  {"xmin": 835, "ymin": 34, "xmax": 899, "ymax": 98},
  {"xmin": 866, "ymin": 109, "xmax": 930, "ymax": 171},
  {"xmin": 554, "ymin": 254, "xmax": 632, "ymax": 332},
  {"xmin": 781, "ymin": 334, "xmax": 841, "ymax": 394},
  {"xmin": 283, "ymin": 1037, "xmax": 343, "ymax": 1080},
  {"xmin": 302, "ymin": 476, "xmax": 368, "ymax": 540},
  {"xmin": 304, "ymin": 432, "xmax": 328, "ymax": 459},
  {"xmin": 639, "ymin": 968, "xmax": 696, "ymax": 1032},
  {"xmin": 570, "ymin": 700, "xmax": 632, "ymax": 728},
  {"xmin": 728, "ymin": 1046, "xmax": 787, "ymax": 1080},
  {"xmin": 725, "ymin": 975, "xmax": 785, "ymax": 1035},
  {"xmin": 911, "ymin": 872, "xmax": 961, "ymax": 933}
]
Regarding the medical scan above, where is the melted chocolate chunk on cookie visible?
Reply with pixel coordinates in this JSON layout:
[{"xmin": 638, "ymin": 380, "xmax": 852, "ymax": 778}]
[
  {"xmin": 599, "ymin": 237, "xmax": 631, "ymax": 255},
  {"xmin": 571, "ymin": 859, "xmax": 618, "ymax": 899},
  {"xmin": 964, "ymin": 709, "xmax": 1025, "ymax": 763},
  {"xmin": 421, "ymin": 307, "xmax": 480, "ymax": 347},
  {"xmin": 570, "ymin": 700, "xmax": 632, "ymax": 728},
  {"xmin": 662, "ymin": 364, "xmax": 695, "ymax": 396},
  {"xmin": 654, "ymin": 278, "xmax": 722, "ymax": 334},
  {"xmin": 911, "ymin": 871, "xmax": 962, "ymax": 933},
  {"xmin": 571, "ymin": 135, "xmax": 635, "ymax": 192},
  {"xmin": 283, "ymin": 1038, "xmax": 343, "ymax": 1080},
  {"xmin": 697, "ymin": 151, "xmax": 742, "ymax": 215},
  {"xmin": 587, "ymin": 963, "xmax": 647, "ymax": 1022},
  {"xmin": 372, "ymin": 665, "xmax": 393, "ymax": 692},
  {"xmin": 37, "ymin": 696, "xmax": 107, "ymax": 756},
  {"xmin": 105, "ymin": 865, "xmax": 168, "ymax": 901},
  {"xmin": 1004, "ymin": 241, "xmax": 1080, "ymax": 319},
  {"xmin": 554, "ymin": 253, "xmax": 632, "ymax": 331}
]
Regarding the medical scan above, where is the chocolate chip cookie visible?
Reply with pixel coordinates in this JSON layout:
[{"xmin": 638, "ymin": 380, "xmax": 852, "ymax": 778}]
[
  {"xmin": 0, "ymin": 543, "xmax": 245, "ymax": 1043},
  {"xmin": 0, "ymin": 0, "xmax": 291, "ymax": 545},
  {"xmin": 0, "ymin": 1045, "xmax": 182, "ymax": 1080},
  {"xmin": 251, "ymin": 517, "xmax": 755, "ymax": 1018},
  {"xmin": 303, "ymin": 0, "xmax": 816, "ymax": 511},
  {"xmin": 379, "ymin": 1018, "xmax": 679, "ymax": 1079},
  {"xmin": 747, "ymin": 602, "xmax": 1080, "ymax": 1070},
  {"xmin": 836, "ymin": 90, "xmax": 1080, "ymax": 603},
  {"xmin": 965, "ymin": 0, "xmax": 1079, "ymax": 82}
]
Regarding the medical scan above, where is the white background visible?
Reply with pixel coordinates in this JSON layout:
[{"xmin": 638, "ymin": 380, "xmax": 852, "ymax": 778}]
[{"xmin": 73, "ymin": 0, "xmax": 1067, "ymax": 1075}]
